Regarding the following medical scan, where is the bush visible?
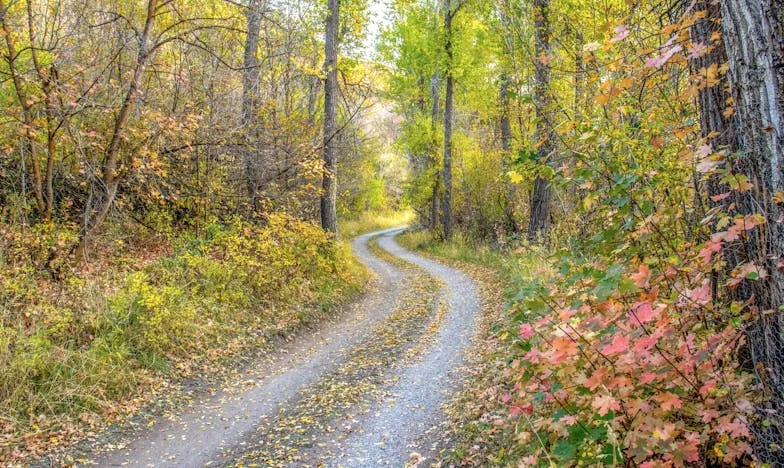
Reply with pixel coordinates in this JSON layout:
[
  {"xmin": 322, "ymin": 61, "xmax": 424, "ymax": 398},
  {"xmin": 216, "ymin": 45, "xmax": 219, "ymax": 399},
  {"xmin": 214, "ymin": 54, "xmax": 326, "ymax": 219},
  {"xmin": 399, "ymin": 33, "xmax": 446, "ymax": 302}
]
[{"xmin": 0, "ymin": 213, "xmax": 365, "ymax": 461}]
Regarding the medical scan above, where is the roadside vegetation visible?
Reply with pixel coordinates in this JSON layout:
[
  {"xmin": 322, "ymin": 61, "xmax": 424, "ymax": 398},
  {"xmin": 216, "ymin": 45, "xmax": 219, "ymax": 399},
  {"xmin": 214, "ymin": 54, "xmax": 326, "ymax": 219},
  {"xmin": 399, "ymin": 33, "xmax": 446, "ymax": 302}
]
[
  {"xmin": 3, "ymin": 0, "xmax": 784, "ymax": 464},
  {"xmin": 385, "ymin": 0, "xmax": 784, "ymax": 463},
  {"xmin": 0, "ymin": 215, "xmax": 365, "ymax": 461}
]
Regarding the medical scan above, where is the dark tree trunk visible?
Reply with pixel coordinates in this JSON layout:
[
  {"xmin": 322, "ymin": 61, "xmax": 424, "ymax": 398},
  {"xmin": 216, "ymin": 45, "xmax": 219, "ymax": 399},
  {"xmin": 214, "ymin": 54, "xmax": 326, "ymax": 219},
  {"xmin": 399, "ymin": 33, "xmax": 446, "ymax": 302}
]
[
  {"xmin": 720, "ymin": 0, "xmax": 784, "ymax": 462},
  {"xmin": 692, "ymin": 1, "xmax": 738, "ymax": 153},
  {"xmin": 442, "ymin": 0, "xmax": 454, "ymax": 240},
  {"xmin": 320, "ymin": 0, "xmax": 339, "ymax": 234},
  {"xmin": 242, "ymin": 0, "xmax": 263, "ymax": 207},
  {"xmin": 527, "ymin": 0, "xmax": 553, "ymax": 243}
]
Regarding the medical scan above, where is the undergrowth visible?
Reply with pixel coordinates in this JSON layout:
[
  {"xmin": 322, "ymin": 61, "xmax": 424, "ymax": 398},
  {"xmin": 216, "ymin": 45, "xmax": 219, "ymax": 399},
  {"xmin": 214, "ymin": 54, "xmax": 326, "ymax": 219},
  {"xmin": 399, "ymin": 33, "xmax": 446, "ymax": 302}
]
[
  {"xmin": 0, "ymin": 213, "xmax": 366, "ymax": 462},
  {"xmin": 403, "ymin": 225, "xmax": 756, "ymax": 466}
]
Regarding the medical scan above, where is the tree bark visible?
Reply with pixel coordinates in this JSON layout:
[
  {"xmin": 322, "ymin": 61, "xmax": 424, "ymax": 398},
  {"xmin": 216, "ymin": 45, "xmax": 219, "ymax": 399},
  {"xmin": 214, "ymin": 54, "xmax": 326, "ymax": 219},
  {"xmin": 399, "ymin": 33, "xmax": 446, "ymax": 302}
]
[
  {"xmin": 320, "ymin": 0, "xmax": 339, "ymax": 234},
  {"xmin": 719, "ymin": 0, "xmax": 784, "ymax": 462},
  {"xmin": 442, "ymin": 0, "xmax": 454, "ymax": 240},
  {"xmin": 430, "ymin": 69, "xmax": 441, "ymax": 230},
  {"xmin": 527, "ymin": 0, "xmax": 553, "ymax": 243},
  {"xmin": 242, "ymin": 0, "xmax": 264, "ymax": 207},
  {"xmin": 691, "ymin": 1, "xmax": 738, "ymax": 154}
]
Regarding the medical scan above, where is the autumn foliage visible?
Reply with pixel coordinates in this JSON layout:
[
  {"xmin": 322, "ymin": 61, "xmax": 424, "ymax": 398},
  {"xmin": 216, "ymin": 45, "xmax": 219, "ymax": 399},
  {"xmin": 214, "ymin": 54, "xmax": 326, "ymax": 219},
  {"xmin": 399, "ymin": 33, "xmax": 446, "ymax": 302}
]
[{"xmin": 387, "ymin": 0, "xmax": 781, "ymax": 464}]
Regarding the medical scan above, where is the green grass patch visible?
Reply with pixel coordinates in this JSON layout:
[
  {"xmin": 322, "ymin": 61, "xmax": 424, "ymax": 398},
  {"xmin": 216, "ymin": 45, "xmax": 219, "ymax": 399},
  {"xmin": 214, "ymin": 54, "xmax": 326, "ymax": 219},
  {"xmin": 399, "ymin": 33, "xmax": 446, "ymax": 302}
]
[{"xmin": 339, "ymin": 210, "xmax": 415, "ymax": 239}]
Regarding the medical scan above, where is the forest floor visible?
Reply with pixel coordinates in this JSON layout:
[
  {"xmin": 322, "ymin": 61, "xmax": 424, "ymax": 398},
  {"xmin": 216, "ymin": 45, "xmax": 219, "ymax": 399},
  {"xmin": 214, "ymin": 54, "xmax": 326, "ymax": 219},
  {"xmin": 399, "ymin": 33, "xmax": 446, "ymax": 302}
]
[{"xmin": 63, "ymin": 227, "xmax": 481, "ymax": 467}]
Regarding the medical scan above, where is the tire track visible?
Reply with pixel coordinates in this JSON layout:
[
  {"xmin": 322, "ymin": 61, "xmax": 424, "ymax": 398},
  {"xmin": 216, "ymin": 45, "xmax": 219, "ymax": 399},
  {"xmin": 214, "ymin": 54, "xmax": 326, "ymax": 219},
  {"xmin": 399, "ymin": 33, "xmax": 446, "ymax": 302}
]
[{"xmin": 81, "ymin": 227, "xmax": 480, "ymax": 467}]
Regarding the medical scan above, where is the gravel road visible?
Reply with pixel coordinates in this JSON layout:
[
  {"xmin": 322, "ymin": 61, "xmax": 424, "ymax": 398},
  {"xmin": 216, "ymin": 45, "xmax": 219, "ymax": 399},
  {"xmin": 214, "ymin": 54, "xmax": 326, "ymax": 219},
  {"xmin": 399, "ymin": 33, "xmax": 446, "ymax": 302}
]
[
  {"xmin": 83, "ymin": 227, "xmax": 480, "ymax": 467},
  {"xmin": 328, "ymin": 229, "xmax": 479, "ymax": 467}
]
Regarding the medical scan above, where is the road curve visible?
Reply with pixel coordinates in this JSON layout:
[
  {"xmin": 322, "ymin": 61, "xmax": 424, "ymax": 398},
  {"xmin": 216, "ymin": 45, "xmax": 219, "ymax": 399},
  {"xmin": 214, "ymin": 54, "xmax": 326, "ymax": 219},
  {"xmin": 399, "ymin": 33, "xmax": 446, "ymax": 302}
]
[
  {"xmin": 82, "ymin": 227, "xmax": 480, "ymax": 467},
  {"xmin": 330, "ymin": 228, "xmax": 480, "ymax": 466}
]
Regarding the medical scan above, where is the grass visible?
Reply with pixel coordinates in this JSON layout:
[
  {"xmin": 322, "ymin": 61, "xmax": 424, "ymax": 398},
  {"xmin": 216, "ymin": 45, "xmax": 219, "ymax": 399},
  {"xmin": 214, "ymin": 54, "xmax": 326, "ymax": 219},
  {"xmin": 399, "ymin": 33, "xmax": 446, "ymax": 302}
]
[
  {"xmin": 0, "ymin": 215, "xmax": 368, "ymax": 463},
  {"xmin": 339, "ymin": 210, "xmax": 415, "ymax": 239}
]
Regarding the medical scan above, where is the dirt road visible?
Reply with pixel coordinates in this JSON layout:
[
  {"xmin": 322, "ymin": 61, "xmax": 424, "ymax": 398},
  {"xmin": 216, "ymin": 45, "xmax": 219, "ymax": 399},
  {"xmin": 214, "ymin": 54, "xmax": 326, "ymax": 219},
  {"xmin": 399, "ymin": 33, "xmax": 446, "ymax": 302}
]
[{"xmin": 86, "ymin": 228, "xmax": 479, "ymax": 467}]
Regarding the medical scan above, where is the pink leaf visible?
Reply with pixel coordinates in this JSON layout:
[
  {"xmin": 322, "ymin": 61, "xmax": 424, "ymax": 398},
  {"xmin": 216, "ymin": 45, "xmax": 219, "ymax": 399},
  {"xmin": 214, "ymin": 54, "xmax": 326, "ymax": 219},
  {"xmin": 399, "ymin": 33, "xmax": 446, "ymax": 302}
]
[
  {"xmin": 645, "ymin": 44, "xmax": 683, "ymax": 68},
  {"xmin": 592, "ymin": 394, "xmax": 621, "ymax": 416},
  {"xmin": 519, "ymin": 323, "xmax": 535, "ymax": 339},
  {"xmin": 610, "ymin": 25, "xmax": 630, "ymax": 43},
  {"xmin": 601, "ymin": 334, "xmax": 630, "ymax": 356},
  {"xmin": 628, "ymin": 301, "xmax": 656, "ymax": 326},
  {"xmin": 687, "ymin": 280, "xmax": 712, "ymax": 305},
  {"xmin": 630, "ymin": 263, "xmax": 651, "ymax": 288},
  {"xmin": 687, "ymin": 41, "xmax": 709, "ymax": 59},
  {"xmin": 655, "ymin": 392, "xmax": 683, "ymax": 411}
]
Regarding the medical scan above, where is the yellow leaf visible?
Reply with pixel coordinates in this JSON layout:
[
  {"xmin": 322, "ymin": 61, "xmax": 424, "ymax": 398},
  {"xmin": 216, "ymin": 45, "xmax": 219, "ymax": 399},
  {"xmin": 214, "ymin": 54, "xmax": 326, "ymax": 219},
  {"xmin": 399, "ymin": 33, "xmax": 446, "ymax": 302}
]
[{"xmin": 583, "ymin": 42, "xmax": 602, "ymax": 52}]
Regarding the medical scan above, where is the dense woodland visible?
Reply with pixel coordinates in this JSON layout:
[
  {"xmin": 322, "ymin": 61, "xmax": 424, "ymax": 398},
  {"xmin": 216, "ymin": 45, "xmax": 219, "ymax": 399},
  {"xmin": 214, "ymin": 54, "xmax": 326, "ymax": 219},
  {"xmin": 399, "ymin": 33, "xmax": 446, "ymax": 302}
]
[{"xmin": 1, "ymin": 0, "xmax": 784, "ymax": 465}]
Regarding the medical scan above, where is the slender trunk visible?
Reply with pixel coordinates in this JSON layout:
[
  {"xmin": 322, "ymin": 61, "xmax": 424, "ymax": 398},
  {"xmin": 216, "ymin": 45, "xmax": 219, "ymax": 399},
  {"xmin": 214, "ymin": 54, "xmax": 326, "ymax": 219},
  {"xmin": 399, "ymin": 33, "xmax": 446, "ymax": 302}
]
[
  {"xmin": 76, "ymin": 0, "xmax": 158, "ymax": 259},
  {"xmin": 573, "ymin": 32, "xmax": 584, "ymax": 122},
  {"xmin": 442, "ymin": 0, "xmax": 454, "ymax": 240},
  {"xmin": 242, "ymin": 0, "xmax": 263, "ymax": 207},
  {"xmin": 430, "ymin": 69, "xmax": 440, "ymax": 230},
  {"xmin": 1, "ymin": 0, "xmax": 45, "ymax": 216},
  {"xmin": 320, "ymin": 0, "xmax": 339, "ymax": 234},
  {"xmin": 26, "ymin": 0, "xmax": 59, "ymax": 221},
  {"xmin": 499, "ymin": 73, "xmax": 516, "ymax": 232},
  {"xmin": 526, "ymin": 0, "xmax": 553, "ymax": 243},
  {"xmin": 569, "ymin": 31, "xmax": 585, "ymax": 202},
  {"xmin": 719, "ymin": 0, "xmax": 784, "ymax": 463},
  {"xmin": 307, "ymin": 53, "xmax": 320, "ymax": 127}
]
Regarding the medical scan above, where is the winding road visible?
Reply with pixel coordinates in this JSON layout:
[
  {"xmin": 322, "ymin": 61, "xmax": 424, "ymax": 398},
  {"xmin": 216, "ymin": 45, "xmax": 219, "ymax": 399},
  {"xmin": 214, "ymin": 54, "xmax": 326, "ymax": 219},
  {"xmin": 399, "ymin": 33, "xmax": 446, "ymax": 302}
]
[{"xmin": 85, "ymin": 227, "xmax": 480, "ymax": 467}]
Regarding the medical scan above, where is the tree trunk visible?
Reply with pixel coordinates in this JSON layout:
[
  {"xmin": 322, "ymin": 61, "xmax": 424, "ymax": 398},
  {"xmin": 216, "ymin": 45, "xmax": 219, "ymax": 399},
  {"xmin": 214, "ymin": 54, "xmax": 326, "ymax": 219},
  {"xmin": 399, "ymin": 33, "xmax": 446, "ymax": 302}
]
[
  {"xmin": 691, "ymin": 1, "xmax": 738, "ymax": 155},
  {"xmin": 430, "ymin": 69, "xmax": 441, "ymax": 230},
  {"xmin": 720, "ymin": 0, "xmax": 784, "ymax": 462},
  {"xmin": 320, "ymin": 0, "xmax": 339, "ymax": 234},
  {"xmin": 442, "ymin": 0, "xmax": 454, "ymax": 240},
  {"xmin": 499, "ymin": 73, "xmax": 517, "ymax": 232},
  {"xmin": 242, "ymin": 0, "xmax": 263, "ymax": 208},
  {"xmin": 527, "ymin": 0, "xmax": 553, "ymax": 243},
  {"xmin": 76, "ymin": 0, "xmax": 158, "ymax": 260},
  {"xmin": 26, "ymin": 0, "xmax": 59, "ymax": 221},
  {"xmin": 1, "ymin": 0, "xmax": 45, "ymax": 217}
]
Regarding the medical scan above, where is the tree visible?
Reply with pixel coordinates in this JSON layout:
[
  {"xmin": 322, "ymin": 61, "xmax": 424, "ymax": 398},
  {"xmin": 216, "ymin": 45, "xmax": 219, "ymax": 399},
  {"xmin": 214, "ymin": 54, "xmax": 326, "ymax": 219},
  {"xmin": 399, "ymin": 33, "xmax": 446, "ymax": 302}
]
[
  {"xmin": 242, "ymin": 0, "xmax": 264, "ymax": 208},
  {"xmin": 719, "ymin": 0, "xmax": 784, "ymax": 462},
  {"xmin": 321, "ymin": 0, "xmax": 339, "ymax": 234},
  {"xmin": 526, "ymin": 0, "xmax": 553, "ymax": 243},
  {"xmin": 76, "ymin": 0, "xmax": 159, "ymax": 260},
  {"xmin": 0, "ymin": 0, "xmax": 46, "ymax": 218},
  {"xmin": 441, "ymin": 0, "xmax": 464, "ymax": 240}
]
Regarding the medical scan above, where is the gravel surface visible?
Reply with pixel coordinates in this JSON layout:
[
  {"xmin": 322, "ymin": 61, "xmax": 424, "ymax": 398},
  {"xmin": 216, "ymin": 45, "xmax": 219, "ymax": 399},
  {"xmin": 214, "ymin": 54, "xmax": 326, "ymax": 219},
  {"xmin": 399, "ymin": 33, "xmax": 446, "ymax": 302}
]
[
  {"xmin": 85, "ymin": 229, "xmax": 405, "ymax": 467},
  {"xmin": 329, "ymin": 228, "xmax": 480, "ymax": 467},
  {"xmin": 82, "ymin": 227, "xmax": 480, "ymax": 467}
]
